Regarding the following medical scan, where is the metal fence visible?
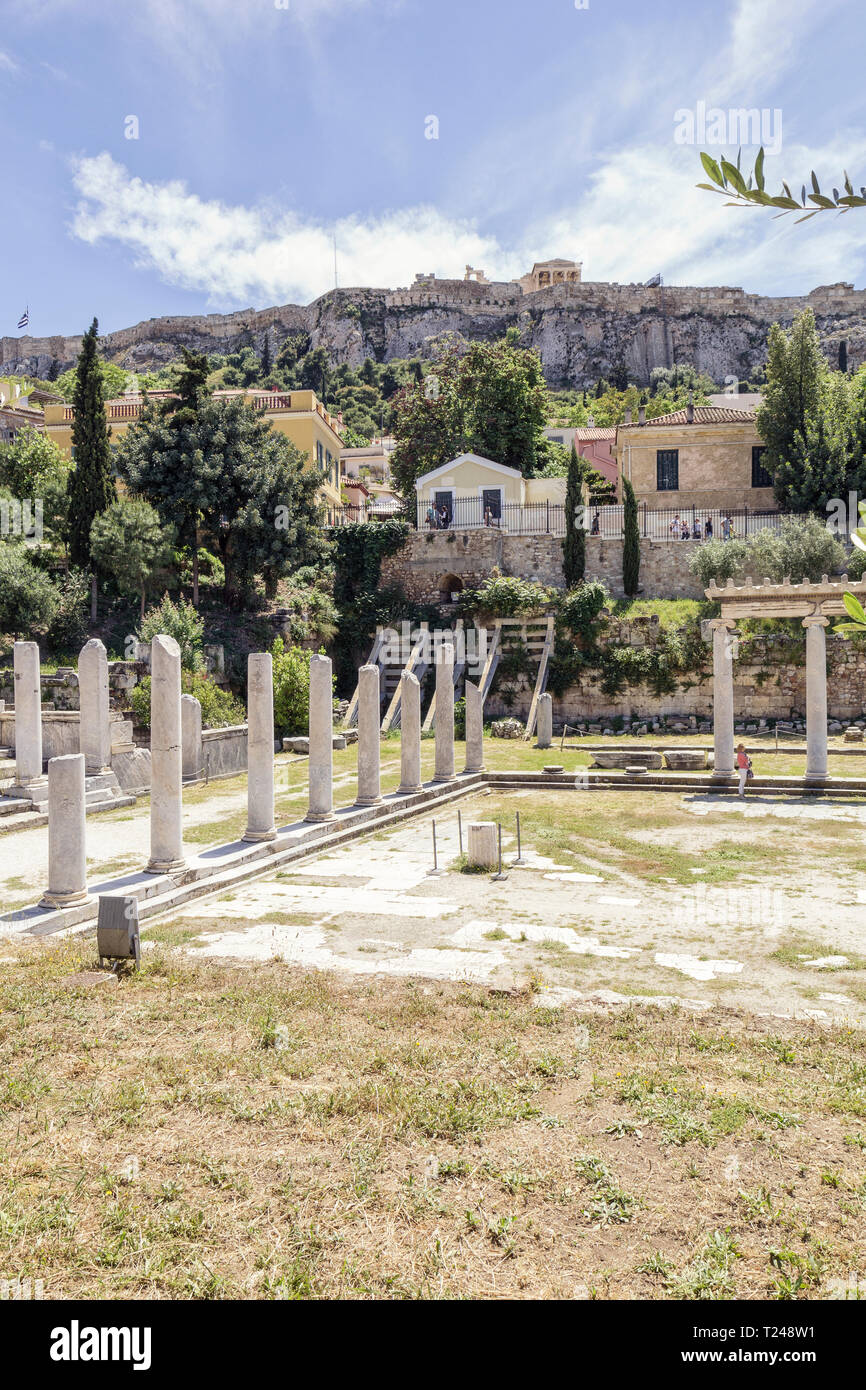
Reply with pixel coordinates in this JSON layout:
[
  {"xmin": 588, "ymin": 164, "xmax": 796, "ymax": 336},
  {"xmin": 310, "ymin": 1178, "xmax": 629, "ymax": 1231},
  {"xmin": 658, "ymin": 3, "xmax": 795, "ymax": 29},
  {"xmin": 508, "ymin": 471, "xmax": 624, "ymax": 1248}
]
[
  {"xmin": 417, "ymin": 495, "xmax": 567, "ymax": 534},
  {"xmin": 583, "ymin": 503, "xmax": 808, "ymax": 542}
]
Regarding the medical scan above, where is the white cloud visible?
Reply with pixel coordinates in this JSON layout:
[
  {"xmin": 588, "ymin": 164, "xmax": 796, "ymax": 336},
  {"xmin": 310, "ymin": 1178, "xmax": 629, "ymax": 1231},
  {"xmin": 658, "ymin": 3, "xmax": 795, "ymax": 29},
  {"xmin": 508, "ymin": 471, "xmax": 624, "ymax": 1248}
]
[
  {"xmin": 69, "ymin": 142, "xmax": 866, "ymax": 309},
  {"xmin": 0, "ymin": 49, "xmax": 20, "ymax": 74}
]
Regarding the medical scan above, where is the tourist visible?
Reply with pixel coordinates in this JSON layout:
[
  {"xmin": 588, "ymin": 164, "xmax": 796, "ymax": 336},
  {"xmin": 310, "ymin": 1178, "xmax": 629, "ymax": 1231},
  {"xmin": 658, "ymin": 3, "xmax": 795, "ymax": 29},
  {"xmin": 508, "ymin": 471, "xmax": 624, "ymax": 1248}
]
[
  {"xmin": 591, "ymin": 513, "xmax": 600, "ymax": 536},
  {"xmin": 736, "ymin": 742, "xmax": 752, "ymax": 799},
  {"xmin": 705, "ymin": 516, "xmax": 713, "ymax": 539},
  {"xmin": 670, "ymin": 516, "xmax": 681, "ymax": 539},
  {"xmin": 437, "ymin": 503, "xmax": 449, "ymax": 530},
  {"xmin": 425, "ymin": 503, "xmax": 436, "ymax": 529},
  {"xmin": 722, "ymin": 514, "xmax": 732, "ymax": 541},
  {"xmin": 692, "ymin": 518, "xmax": 702, "ymax": 539}
]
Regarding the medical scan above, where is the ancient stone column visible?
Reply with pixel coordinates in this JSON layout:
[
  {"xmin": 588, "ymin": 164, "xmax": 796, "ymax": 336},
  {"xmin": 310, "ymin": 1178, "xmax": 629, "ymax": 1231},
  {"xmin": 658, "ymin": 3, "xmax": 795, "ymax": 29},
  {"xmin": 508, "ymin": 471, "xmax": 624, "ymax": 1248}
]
[
  {"xmin": 40, "ymin": 754, "xmax": 88, "ymax": 908},
  {"xmin": 433, "ymin": 642, "xmax": 456, "ymax": 783},
  {"xmin": 12, "ymin": 640, "xmax": 46, "ymax": 793},
  {"xmin": 803, "ymin": 615, "xmax": 829, "ymax": 781},
  {"xmin": 146, "ymin": 634, "xmax": 186, "ymax": 873},
  {"xmin": 463, "ymin": 679, "xmax": 485, "ymax": 774},
  {"xmin": 710, "ymin": 619, "xmax": 736, "ymax": 777},
  {"xmin": 397, "ymin": 671, "xmax": 422, "ymax": 794},
  {"xmin": 78, "ymin": 638, "xmax": 112, "ymax": 775},
  {"xmin": 181, "ymin": 694, "xmax": 203, "ymax": 783},
  {"xmin": 355, "ymin": 663, "xmax": 383, "ymax": 806},
  {"xmin": 467, "ymin": 822, "xmax": 497, "ymax": 869},
  {"xmin": 244, "ymin": 652, "xmax": 277, "ymax": 841},
  {"xmin": 537, "ymin": 692, "xmax": 553, "ymax": 749},
  {"xmin": 305, "ymin": 653, "xmax": 335, "ymax": 822}
]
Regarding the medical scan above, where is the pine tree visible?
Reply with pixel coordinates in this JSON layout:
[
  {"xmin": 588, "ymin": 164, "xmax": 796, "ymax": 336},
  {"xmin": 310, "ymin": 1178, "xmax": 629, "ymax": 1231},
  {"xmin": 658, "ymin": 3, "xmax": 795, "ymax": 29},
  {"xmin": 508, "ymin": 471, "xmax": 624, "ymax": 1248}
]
[
  {"xmin": 622, "ymin": 478, "xmax": 640, "ymax": 597},
  {"xmin": 563, "ymin": 444, "xmax": 586, "ymax": 587},
  {"xmin": 67, "ymin": 319, "xmax": 115, "ymax": 569}
]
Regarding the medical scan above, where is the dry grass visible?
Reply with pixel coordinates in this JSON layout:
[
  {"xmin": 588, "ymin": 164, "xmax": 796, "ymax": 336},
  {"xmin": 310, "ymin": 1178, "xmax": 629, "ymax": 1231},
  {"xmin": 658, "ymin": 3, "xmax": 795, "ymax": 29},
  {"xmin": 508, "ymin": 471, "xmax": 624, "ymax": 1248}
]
[{"xmin": 1, "ymin": 936, "xmax": 865, "ymax": 1300}]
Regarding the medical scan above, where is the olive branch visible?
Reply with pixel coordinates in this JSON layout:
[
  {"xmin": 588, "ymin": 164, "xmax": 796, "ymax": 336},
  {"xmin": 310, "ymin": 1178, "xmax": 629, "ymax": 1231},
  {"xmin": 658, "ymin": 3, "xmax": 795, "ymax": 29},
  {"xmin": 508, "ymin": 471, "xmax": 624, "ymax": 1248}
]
[{"xmin": 698, "ymin": 147, "xmax": 866, "ymax": 222}]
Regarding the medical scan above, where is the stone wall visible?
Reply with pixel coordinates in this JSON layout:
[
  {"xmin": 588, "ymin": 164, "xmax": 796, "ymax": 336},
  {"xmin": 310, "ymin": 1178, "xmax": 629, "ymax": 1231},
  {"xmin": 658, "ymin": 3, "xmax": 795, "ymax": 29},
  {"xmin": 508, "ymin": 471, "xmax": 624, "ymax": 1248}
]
[
  {"xmin": 486, "ymin": 622, "xmax": 866, "ymax": 724},
  {"xmin": 379, "ymin": 529, "xmax": 704, "ymax": 601}
]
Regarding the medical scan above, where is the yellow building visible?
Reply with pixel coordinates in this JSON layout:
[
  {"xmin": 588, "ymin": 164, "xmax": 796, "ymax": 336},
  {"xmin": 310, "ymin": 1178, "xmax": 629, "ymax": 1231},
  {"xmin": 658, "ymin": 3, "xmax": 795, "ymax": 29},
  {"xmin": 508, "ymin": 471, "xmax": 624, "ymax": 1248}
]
[
  {"xmin": 415, "ymin": 452, "xmax": 567, "ymax": 529},
  {"xmin": 42, "ymin": 387, "xmax": 344, "ymax": 519},
  {"xmin": 614, "ymin": 404, "xmax": 773, "ymax": 514}
]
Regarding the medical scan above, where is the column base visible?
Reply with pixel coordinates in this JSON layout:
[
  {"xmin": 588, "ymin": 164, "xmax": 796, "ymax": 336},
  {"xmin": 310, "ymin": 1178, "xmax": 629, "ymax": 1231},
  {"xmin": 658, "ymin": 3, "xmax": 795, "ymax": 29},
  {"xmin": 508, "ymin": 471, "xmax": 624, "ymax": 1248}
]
[
  {"xmin": 242, "ymin": 827, "xmax": 277, "ymax": 843},
  {"xmin": 432, "ymin": 773, "xmax": 457, "ymax": 784},
  {"xmin": 463, "ymin": 764, "xmax": 485, "ymax": 775},
  {"xmin": 145, "ymin": 857, "xmax": 187, "ymax": 874},
  {"xmin": 354, "ymin": 795, "xmax": 384, "ymax": 808},
  {"xmin": 396, "ymin": 783, "xmax": 423, "ymax": 796},
  {"xmin": 805, "ymin": 771, "xmax": 828, "ymax": 783},
  {"xmin": 39, "ymin": 888, "xmax": 91, "ymax": 910},
  {"xmin": 11, "ymin": 775, "xmax": 48, "ymax": 799},
  {"xmin": 305, "ymin": 810, "xmax": 336, "ymax": 823}
]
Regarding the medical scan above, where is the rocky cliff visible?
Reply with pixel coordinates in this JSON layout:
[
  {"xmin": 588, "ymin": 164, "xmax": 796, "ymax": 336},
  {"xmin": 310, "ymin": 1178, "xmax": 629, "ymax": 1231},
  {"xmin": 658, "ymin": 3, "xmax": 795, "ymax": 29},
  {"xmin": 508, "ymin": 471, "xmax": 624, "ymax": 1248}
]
[{"xmin": 4, "ymin": 278, "xmax": 864, "ymax": 389}]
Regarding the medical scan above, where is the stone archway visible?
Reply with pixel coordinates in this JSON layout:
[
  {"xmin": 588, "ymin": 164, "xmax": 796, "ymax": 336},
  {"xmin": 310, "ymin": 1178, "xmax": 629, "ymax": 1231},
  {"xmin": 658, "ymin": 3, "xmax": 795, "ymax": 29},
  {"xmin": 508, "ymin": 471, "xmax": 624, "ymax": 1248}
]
[{"xmin": 439, "ymin": 573, "xmax": 464, "ymax": 605}]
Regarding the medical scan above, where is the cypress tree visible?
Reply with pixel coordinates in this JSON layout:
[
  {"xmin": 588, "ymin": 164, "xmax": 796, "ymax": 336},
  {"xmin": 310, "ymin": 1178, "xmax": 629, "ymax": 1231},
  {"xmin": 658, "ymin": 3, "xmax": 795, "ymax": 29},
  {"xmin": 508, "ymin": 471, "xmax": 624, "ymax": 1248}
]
[
  {"xmin": 261, "ymin": 330, "xmax": 272, "ymax": 379},
  {"xmin": 563, "ymin": 444, "xmax": 586, "ymax": 587},
  {"xmin": 67, "ymin": 318, "xmax": 115, "ymax": 569},
  {"xmin": 622, "ymin": 477, "xmax": 640, "ymax": 597}
]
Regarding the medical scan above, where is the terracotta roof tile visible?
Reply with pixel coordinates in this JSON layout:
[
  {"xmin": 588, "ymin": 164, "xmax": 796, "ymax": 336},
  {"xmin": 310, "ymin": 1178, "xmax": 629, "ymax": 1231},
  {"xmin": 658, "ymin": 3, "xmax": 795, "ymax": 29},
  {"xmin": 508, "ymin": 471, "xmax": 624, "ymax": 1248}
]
[{"xmin": 637, "ymin": 405, "xmax": 757, "ymax": 426}]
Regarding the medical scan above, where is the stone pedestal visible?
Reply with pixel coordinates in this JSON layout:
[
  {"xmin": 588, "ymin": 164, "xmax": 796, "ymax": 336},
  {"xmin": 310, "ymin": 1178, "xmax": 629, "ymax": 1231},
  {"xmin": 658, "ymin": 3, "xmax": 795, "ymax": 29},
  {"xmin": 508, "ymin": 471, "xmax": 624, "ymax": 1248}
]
[
  {"xmin": 181, "ymin": 695, "xmax": 203, "ymax": 783},
  {"xmin": 306, "ymin": 653, "xmax": 335, "ymax": 822},
  {"xmin": 537, "ymin": 692, "xmax": 553, "ymax": 749},
  {"xmin": 39, "ymin": 754, "xmax": 89, "ymax": 908},
  {"xmin": 244, "ymin": 653, "xmax": 277, "ymax": 841},
  {"xmin": 397, "ymin": 671, "xmax": 422, "ymax": 794},
  {"xmin": 433, "ymin": 643, "xmax": 456, "ymax": 783},
  {"xmin": 710, "ymin": 620, "xmax": 736, "ymax": 777},
  {"xmin": 463, "ymin": 679, "xmax": 485, "ymax": 773},
  {"xmin": 12, "ymin": 640, "xmax": 47, "ymax": 795},
  {"xmin": 355, "ymin": 663, "xmax": 383, "ymax": 806},
  {"xmin": 467, "ymin": 822, "xmax": 497, "ymax": 870},
  {"xmin": 146, "ymin": 634, "xmax": 186, "ymax": 873},
  {"xmin": 78, "ymin": 638, "xmax": 111, "ymax": 775},
  {"xmin": 804, "ymin": 615, "xmax": 829, "ymax": 780}
]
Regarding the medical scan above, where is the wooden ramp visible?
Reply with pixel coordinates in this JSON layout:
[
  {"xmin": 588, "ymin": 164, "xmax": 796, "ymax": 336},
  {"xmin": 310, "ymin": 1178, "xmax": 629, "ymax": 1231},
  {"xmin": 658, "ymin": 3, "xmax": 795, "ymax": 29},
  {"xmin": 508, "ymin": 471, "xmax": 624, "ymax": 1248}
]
[
  {"xmin": 341, "ymin": 627, "xmax": 388, "ymax": 729},
  {"xmin": 380, "ymin": 623, "xmax": 430, "ymax": 732},
  {"xmin": 523, "ymin": 613, "xmax": 555, "ymax": 741},
  {"xmin": 422, "ymin": 620, "xmax": 464, "ymax": 732}
]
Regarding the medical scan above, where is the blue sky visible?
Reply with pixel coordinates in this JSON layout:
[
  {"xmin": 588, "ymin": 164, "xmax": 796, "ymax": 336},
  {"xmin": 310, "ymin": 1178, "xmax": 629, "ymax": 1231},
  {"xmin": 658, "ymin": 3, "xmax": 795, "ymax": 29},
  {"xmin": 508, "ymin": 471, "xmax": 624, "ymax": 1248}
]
[{"xmin": 1, "ymin": 0, "xmax": 865, "ymax": 337}]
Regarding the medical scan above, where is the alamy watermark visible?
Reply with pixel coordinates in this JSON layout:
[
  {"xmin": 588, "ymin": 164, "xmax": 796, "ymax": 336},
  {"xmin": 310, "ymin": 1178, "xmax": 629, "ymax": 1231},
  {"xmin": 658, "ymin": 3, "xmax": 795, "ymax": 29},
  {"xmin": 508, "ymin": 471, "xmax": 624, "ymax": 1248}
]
[
  {"xmin": 0, "ymin": 497, "xmax": 43, "ymax": 541},
  {"xmin": 674, "ymin": 101, "xmax": 782, "ymax": 155},
  {"xmin": 379, "ymin": 621, "xmax": 488, "ymax": 677}
]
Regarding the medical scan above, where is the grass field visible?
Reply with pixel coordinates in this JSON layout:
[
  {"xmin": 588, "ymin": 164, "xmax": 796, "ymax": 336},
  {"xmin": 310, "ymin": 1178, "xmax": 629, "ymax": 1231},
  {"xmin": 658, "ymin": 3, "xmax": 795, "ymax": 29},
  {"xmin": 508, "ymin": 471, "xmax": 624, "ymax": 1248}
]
[{"xmin": 1, "ymin": 937, "xmax": 865, "ymax": 1300}]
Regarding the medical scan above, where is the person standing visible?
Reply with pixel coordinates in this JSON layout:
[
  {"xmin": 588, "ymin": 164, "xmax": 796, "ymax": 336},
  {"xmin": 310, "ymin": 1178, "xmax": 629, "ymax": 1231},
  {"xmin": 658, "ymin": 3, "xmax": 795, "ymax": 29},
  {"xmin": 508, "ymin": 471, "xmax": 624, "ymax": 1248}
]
[{"xmin": 736, "ymin": 742, "xmax": 751, "ymax": 798}]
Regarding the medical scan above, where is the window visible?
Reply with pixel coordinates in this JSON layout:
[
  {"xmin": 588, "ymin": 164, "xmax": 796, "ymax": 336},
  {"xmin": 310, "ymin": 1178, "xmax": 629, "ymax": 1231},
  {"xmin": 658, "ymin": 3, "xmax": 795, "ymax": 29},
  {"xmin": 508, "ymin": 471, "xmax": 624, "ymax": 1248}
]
[
  {"xmin": 656, "ymin": 449, "xmax": 679, "ymax": 491},
  {"xmin": 752, "ymin": 445, "xmax": 773, "ymax": 488},
  {"xmin": 481, "ymin": 487, "xmax": 503, "ymax": 525},
  {"xmin": 316, "ymin": 441, "xmax": 324, "ymax": 470}
]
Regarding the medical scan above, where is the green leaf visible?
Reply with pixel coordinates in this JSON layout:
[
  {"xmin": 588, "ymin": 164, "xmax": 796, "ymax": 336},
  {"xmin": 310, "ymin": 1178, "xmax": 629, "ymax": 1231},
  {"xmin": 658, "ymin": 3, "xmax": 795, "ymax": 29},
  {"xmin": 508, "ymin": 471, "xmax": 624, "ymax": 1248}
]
[
  {"xmin": 843, "ymin": 591, "xmax": 866, "ymax": 624},
  {"xmin": 721, "ymin": 159, "xmax": 748, "ymax": 195},
  {"xmin": 699, "ymin": 152, "xmax": 724, "ymax": 186},
  {"xmin": 755, "ymin": 147, "xmax": 765, "ymax": 191},
  {"xmin": 811, "ymin": 170, "xmax": 821, "ymax": 196}
]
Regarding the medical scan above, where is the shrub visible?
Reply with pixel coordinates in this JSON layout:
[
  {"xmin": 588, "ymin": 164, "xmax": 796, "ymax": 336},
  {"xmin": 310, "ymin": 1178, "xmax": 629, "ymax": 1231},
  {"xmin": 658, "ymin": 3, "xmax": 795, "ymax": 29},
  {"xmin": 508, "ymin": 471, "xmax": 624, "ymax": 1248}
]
[
  {"xmin": 139, "ymin": 595, "xmax": 204, "ymax": 672},
  {"xmin": 129, "ymin": 671, "xmax": 245, "ymax": 730},
  {"xmin": 457, "ymin": 571, "xmax": 554, "ymax": 621},
  {"xmin": 46, "ymin": 569, "xmax": 90, "ymax": 652},
  {"xmin": 557, "ymin": 581, "xmax": 609, "ymax": 642},
  {"xmin": 271, "ymin": 638, "xmax": 336, "ymax": 735},
  {"xmin": 744, "ymin": 516, "xmax": 847, "ymax": 584},
  {"xmin": 0, "ymin": 545, "xmax": 59, "ymax": 637},
  {"xmin": 688, "ymin": 537, "xmax": 748, "ymax": 588}
]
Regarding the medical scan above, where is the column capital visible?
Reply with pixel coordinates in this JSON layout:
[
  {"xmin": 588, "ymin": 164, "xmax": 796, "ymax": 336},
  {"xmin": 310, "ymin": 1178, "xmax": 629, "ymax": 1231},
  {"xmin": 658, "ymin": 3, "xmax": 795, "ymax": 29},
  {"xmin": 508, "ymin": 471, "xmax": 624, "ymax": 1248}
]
[
  {"xmin": 708, "ymin": 617, "xmax": 737, "ymax": 632},
  {"xmin": 802, "ymin": 613, "xmax": 829, "ymax": 628}
]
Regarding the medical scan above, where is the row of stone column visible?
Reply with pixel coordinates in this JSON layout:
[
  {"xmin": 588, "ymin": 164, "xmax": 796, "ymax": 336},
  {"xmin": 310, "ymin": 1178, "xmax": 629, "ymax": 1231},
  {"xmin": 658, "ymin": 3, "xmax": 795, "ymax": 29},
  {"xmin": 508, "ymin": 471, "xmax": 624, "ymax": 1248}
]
[
  {"xmin": 38, "ymin": 639, "xmax": 486, "ymax": 909},
  {"xmin": 710, "ymin": 615, "xmax": 829, "ymax": 779}
]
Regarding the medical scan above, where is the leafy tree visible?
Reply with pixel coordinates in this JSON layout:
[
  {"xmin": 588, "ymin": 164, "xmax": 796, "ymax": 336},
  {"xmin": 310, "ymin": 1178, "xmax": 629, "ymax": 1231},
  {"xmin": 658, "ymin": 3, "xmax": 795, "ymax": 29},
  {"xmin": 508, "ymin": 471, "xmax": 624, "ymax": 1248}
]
[
  {"xmin": 90, "ymin": 498, "xmax": 175, "ymax": 618},
  {"xmin": 67, "ymin": 319, "xmax": 115, "ymax": 569},
  {"xmin": 0, "ymin": 425, "xmax": 67, "ymax": 498},
  {"xmin": 390, "ymin": 333, "xmax": 548, "ymax": 498},
  {"xmin": 0, "ymin": 546, "xmax": 59, "ymax": 637},
  {"xmin": 563, "ymin": 445, "xmax": 586, "ymax": 586},
  {"xmin": 698, "ymin": 147, "xmax": 866, "ymax": 221},
  {"xmin": 774, "ymin": 371, "xmax": 865, "ymax": 512},
  {"xmin": 756, "ymin": 309, "xmax": 827, "ymax": 503},
  {"xmin": 622, "ymin": 478, "xmax": 640, "ymax": 597},
  {"xmin": 688, "ymin": 537, "xmax": 748, "ymax": 588},
  {"xmin": 130, "ymin": 671, "xmax": 245, "ymax": 730},
  {"xmin": 54, "ymin": 357, "xmax": 132, "ymax": 403}
]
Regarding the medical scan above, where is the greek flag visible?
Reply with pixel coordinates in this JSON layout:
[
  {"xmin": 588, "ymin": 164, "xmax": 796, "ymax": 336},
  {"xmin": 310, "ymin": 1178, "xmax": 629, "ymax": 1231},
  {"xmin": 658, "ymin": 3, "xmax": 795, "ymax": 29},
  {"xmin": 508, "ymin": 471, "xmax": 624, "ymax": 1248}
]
[{"xmin": 17, "ymin": 307, "xmax": 29, "ymax": 329}]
